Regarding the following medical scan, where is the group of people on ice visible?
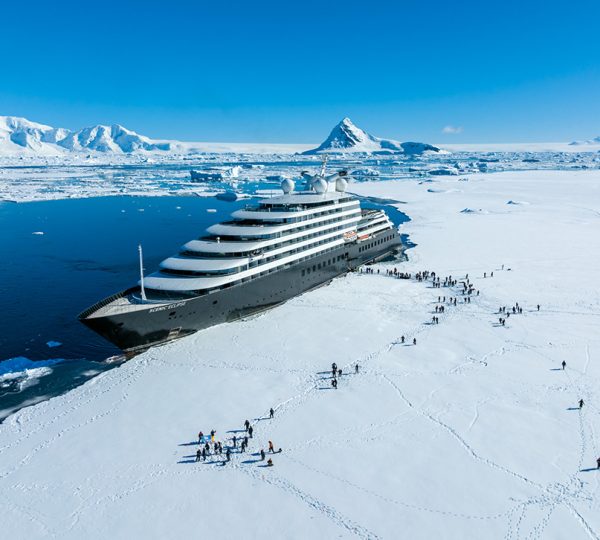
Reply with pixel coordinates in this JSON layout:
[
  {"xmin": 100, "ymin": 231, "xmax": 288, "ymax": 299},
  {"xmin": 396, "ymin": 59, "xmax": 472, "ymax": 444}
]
[
  {"xmin": 329, "ymin": 361, "xmax": 360, "ymax": 390},
  {"xmin": 194, "ymin": 409, "xmax": 281, "ymax": 466},
  {"xmin": 384, "ymin": 267, "xmax": 411, "ymax": 279},
  {"xmin": 191, "ymin": 263, "xmax": 600, "ymax": 475}
]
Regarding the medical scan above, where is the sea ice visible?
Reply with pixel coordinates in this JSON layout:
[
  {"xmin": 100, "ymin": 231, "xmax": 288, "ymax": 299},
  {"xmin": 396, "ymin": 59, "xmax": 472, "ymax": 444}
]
[
  {"xmin": 1, "ymin": 169, "xmax": 600, "ymax": 539},
  {"xmin": 0, "ymin": 357, "xmax": 64, "ymax": 392}
]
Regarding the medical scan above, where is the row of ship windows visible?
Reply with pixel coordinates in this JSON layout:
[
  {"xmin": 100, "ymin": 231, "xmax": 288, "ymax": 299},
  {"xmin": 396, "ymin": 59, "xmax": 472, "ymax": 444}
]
[
  {"xmin": 357, "ymin": 218, "xmax": 389, "ymax": 231},
  {"xmin": 358, "ymin": 232, "xmax": 395, "ymax": 253},
  {"xmin": 357, "ymin": 218, "xmax": 388, "ymax": 233},
  {"xmin": 232, "ymin": 203, "xmax": 358, "ymax": 226},
  {"xmin": 202, "ymin": 211, "xmax": 360, "ymax": 242},
  {"xmin": 163, "ymin": 233, "xmax": 346, "ymax": 277},
  {"xmin": 181, "ymin": 223, "xmax": 351, "ymax": 260},
  {"xmin": 262, "ymin": 198, "xmax": 354, "ymax": 212},
  {"xmin": 301, "ymin": 254, "xmax": 348, "ymax": 277},
  {"xmin": 185, "ymin": 245, "xmax": 345, "ymax": 295}
]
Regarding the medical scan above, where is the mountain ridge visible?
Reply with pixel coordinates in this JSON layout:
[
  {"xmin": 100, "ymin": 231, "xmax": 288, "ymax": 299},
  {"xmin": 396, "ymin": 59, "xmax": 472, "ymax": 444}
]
[
  {"xmin": 569, "ymin": 136, "xmax": 600, "ymax": 146},
  {"xmin": 0, "ymin": 116, "xmax": 173, "ymax": 155},
  {"xmin": 303, "ymin": 117, "xmax": 442, "ymax": 155}
]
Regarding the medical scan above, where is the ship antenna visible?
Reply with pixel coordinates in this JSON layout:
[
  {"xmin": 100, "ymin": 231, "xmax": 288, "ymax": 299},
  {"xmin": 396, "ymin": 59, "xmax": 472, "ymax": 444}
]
[
  {"xmin": 138, "ymin": 244, "xmax": 147, "ymax": 302},
  {"xmin": 319, "ymin": 154, "xmax": 329, "ymax": 177}
]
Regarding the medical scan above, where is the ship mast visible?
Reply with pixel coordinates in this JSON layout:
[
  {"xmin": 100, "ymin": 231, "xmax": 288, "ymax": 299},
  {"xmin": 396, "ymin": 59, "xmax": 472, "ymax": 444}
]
[
  {"xmin": 138, "ymin": 244, "xmax": 147, "ymax": 301},
  {"xmin": 319, "ymin": 154, "xmax": 329, "ymax": 177}
]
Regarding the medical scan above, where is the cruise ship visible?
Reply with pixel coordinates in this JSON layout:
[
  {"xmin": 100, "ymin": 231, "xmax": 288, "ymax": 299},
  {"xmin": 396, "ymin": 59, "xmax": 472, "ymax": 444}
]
[{"xmin": 79, "ymin": 168, "xmax": 403, "ymax": 352}]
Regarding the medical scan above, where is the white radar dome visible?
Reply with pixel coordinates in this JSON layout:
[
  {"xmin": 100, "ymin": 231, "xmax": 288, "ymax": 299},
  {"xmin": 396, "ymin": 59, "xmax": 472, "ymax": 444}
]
[
  {"xmin": 335, "ymin": 177, "xmax": 348, "ymax": 192},
  {"xmin": 281, "ymin": 178, "xmax": 295, "ymax": 194},
  {"xmin": 312, "ymin": 178, "xmax": 328, "ymax": 194}
]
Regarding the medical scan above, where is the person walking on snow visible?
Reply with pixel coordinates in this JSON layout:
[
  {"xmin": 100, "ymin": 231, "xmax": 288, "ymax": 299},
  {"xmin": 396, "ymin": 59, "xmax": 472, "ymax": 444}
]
[
  {"xmin": 268, "ymin": 440, "xmax": 274, "ymax": 453},
  {"xmin": 195, "ymin": 449, "xmax": 201, "ymax": 462},
  {"xmin": 413, "ymin": 338, "xmax": 417, "ymax": 345},
  {"xmin": 596, "ymin": 457, "xmax": 600, "ymax": 469},
  {"xmin": 244, "ymin": 419, "xmax": 250, "ymax": 431},
  {"xmin": 261, "ymin": 449, "xmax": 265, "ymax": 461},
  {"xmin": 270, "ymin": 408, "xmax": 274, "ymax": 419},
  {"xmin": 355, "ymin": 363, "xmax": 359, "ymax": 374},
  {"xmin": 332, "ymin": 378, "xmax": 338, "ymax": 389},
  {"xmin": 248, "ymin": 426, "xmax": 254, "ymax": 438},
  {"xmin": 198, "ymin": 431, "xmax": 204, "ymax": 444},
  {"xmin": 579, "ymin": 399, "xmax": 584, "ymax": 409},
  {"xmin": 226, "ymin": 448, "xmax": 231, "ymax": 462},
  {"xmin": 562, "ymin": 360, "xmax": 566, "ymax": 370}
]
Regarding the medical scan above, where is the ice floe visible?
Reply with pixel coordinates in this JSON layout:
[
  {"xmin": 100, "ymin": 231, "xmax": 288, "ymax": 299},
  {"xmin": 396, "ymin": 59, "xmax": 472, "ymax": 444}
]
[{"xmin": 0, "ymin": 357, "xmax": 64, "ymax": 391}]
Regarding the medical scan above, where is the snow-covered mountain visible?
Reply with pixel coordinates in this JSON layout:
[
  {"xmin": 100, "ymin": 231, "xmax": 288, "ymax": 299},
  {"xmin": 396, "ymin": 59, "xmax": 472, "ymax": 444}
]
[
  {"xmin": 0, "ymin": 116, "xmax": 312, "ymax": 156},
  {"xmin": 57, "ymin": 124, "xmax": 172, "ymax": 153},
  {"xmin": 303, "ymin": 117, "xmax": 442, "ymax": 155},
  {"xmin": 0, "ymin": 115, "xmax": 440, "ymax": 157},
  {"xmin": 569, "ymin": 136, "xmax": 600, "ymax": 146},
  {"xmin": 0, "ymin": 116, "xmax": 173, "ymax": 155},
  {"xmin": 0, "ymin": 117, "xmax": 69, "ymax": 155}
]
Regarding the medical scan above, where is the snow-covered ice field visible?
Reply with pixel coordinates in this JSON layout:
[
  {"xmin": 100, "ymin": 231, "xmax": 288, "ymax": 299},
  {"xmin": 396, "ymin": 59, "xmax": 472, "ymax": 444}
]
[
  {"xmin": 1, "ymin": 148, "xmax": 598, "ymax": 203},
  {"xmin": 1, "ymin": 169, "xmax": 600, "ymax": 539}
]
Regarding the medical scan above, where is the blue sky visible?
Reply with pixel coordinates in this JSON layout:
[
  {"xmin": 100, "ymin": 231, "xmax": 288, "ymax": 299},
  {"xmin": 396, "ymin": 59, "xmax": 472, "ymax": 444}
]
[{"xmin": 1, "ymin": 0, "xmax": 599, "ymax": 143}]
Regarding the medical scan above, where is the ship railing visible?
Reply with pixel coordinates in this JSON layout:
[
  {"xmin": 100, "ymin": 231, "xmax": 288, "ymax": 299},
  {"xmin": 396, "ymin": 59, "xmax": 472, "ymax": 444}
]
[
  {"xmin": 78, "ymin": 287, "xmax": 137, "ymax": 319},
  {"xmin": 244, "ymin": 204, "xmax": 307, "ymax": 213}
]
